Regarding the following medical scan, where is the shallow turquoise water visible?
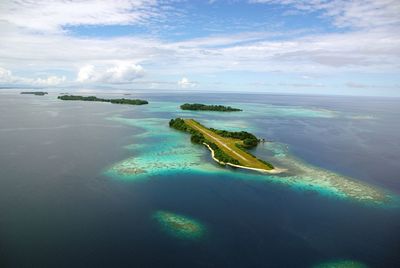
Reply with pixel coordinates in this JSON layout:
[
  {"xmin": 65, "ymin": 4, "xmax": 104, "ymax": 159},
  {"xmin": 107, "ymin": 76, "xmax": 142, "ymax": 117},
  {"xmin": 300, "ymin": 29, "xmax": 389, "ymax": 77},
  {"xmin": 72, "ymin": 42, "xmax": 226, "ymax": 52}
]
[{"xmin": 104, "ymin": 102, "xmax": 398, "ymax": 207}]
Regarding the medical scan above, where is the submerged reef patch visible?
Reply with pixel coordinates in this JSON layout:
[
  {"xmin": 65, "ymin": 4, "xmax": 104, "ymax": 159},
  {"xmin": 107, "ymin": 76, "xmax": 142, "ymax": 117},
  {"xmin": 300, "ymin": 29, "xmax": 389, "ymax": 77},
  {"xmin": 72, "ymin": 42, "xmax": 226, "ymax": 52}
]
[
  {"xmin": 153, "ymin": 211, "xmax": 205, "ymax": 239},
  {"xmin": 105, "ymin": 112, "xmax": 398, "ymax": 207},
  {"xmin": 254, "ymin": 142, "xmax": 395, "ymax": 206},
  {"xmin": 313, "ymin": 259, "xmax": 368, "ymax": 268},
  {"xmin": 243, "ymin": 103, "xmax": 338, "ymax": 118},
  {"xmin": 104, "ymin": 116, "xmax": 221, "ymax": 180}
]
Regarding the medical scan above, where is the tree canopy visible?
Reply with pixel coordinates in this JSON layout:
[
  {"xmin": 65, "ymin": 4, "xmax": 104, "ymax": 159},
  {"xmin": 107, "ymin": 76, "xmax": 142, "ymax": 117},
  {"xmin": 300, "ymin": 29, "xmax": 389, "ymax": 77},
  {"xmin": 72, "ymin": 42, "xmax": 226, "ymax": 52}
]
[
  {"xmin": 58, "ymin": 95, "xmax": 148, "ymax": 105},
  {"xmin": 180, "ymin": 103, "xmax": 242, "ymax": 112}
]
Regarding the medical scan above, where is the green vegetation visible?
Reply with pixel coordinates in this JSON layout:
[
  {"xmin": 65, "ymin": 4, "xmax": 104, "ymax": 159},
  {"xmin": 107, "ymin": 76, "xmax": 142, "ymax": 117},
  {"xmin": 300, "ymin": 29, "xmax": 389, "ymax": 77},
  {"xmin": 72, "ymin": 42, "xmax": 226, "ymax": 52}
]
[
  {"xmin": 209, "ymin": 128, "xmax": 259, "ymax": 148},
  {"xmin": 57, "ymin": 95, "xmax": 148, "ymax": 105},
  {"xmin": 169, "ymin": 118, "xmax": 192, "ymax": 132},
  {"xmin": 257, "ymin": 159, "xmax": 274, "ymax": 170},
  {"xmin": 236, "ymin": 144, "xmax": 274, "ymax": 169},
  {"xmin": 190, "ymin": 132, "xmax": 206, "ymax": 144},
  {"xmin": 208, "ymin": 142, "xmax": 240, "ymax": 165},
  {"xmin": 169, "ymin": 118, "xmax": 240, "ymax": 165},
  {"xmin": 180, "ymin": 103, "xmax": 242, "ymax": 112},
  {"xmin": 20, "ymin": 91, "xmax": 48, "ymax": 96},
  {"xmin": 169, "ymin": 118, "xmax": 274, "ymax": 170}
]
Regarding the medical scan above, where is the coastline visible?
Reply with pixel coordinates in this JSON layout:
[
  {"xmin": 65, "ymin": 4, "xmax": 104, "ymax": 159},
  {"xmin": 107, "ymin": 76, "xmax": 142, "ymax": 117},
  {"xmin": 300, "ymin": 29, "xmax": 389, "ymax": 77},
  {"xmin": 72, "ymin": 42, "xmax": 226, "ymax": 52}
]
[{"xmin": 203, "ymin": 143, "xmax": 285, "ymax": 174}]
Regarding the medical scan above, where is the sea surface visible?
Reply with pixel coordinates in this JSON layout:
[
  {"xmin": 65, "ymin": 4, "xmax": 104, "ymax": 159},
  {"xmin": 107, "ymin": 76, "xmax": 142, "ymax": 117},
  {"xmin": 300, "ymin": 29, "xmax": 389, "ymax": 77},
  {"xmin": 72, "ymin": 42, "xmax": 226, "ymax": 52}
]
[{"xmin": 0, "ymin": 92, "xmax": 399, "ymax": 267}]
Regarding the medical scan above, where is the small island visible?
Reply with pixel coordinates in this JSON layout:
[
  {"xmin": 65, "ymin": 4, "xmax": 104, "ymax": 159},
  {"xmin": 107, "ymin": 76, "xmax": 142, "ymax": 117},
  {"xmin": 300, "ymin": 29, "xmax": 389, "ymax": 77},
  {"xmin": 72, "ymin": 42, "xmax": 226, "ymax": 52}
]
[
  {"xmin": 169, "ymin": 118, "xmax": 276, "ymax": 173},
  {"xmin": 180, "ymin": 103, "xmax": 242, "ymax": 112},
  {"xmin": 20, "ymin": 91, "xmax": 48, "ymax": 96},
  {"xmin": 58, "ymin": 95, "xmax": 148, "ymax": 105}
]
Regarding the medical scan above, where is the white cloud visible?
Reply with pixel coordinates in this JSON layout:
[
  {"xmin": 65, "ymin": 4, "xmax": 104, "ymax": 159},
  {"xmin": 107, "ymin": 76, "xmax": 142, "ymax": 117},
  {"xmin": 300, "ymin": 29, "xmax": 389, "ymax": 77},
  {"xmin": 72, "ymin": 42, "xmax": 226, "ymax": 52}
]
[
  {"xmin": 0, "ymin": 67, "xmax": 66, "ymax": 86},
  {"xmin": 0, "ymin": 67, "xmax": 13, "ymax": 83},
  {"xmin": 250, "ymin": 0, "xmax": 400, "ymax": 30},
  {"xmin": 77, "ymin": 63, "xmax": 144, "ymax": 84},
  {"xmin": 1, "ymin": 26, "xmax": 399, "ymax": 85},
  {"xmin": 0, "ymin": 0, "xmax": 161, "ymax": 33},
  {"xmin": 0, "ymin": 0, "xmax": 399, "ymax": 93},
  {"xmin": 178, "ymin": 77, "xmax": 197, "ymax": 88},
  {"xmin": 77, "ymin": 65, "xmax": 96, "ymax": 82},
  {"xmin": 35, "ymin": 75, "xmax": 66, "ymax": 86},
  {"xmin": 1, "ymin": 24, "xmax": 399, "ymax": 79},
  {"xmin": 102, "ymin": 63, "xmax": 144, "ymax": 83}
]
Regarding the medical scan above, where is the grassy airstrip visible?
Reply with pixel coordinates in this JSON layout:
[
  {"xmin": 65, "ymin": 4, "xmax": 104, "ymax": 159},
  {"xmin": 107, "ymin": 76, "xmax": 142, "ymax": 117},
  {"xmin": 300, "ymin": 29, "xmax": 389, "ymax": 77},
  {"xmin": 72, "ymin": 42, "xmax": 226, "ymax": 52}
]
[{"xmin": 184, "ymin": 119, "xmax": 274, "ymax": 171}]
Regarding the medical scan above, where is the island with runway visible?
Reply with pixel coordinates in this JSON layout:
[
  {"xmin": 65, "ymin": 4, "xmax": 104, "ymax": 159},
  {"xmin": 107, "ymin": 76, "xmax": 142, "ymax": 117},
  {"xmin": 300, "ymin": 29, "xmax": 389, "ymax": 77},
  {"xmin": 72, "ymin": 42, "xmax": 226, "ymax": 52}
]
[
  {"xmin": 58, "ymin": 95, "xmax": 148, "ymax": 105},
  {"xmin": 169, "ymin": 118, "xmax": 277, "ymax": 173},
  {"xmin": 180, "ymin": 103, "xmax": 242, "ymax": 112}
]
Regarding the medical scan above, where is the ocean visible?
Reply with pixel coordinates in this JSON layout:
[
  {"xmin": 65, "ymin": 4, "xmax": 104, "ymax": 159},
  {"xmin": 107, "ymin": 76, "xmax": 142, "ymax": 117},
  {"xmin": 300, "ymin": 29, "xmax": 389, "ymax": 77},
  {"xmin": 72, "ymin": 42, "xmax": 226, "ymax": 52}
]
[{"xmin": 0, "ymin": 92, "xmax": 399, "ymax": 267}]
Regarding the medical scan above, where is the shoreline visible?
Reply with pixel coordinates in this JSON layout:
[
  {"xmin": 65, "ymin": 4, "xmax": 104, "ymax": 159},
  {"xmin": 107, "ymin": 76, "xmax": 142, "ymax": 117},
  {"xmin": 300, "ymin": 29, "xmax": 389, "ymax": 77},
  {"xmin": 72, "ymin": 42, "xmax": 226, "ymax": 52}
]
[{"xmin": 203, "ymin": 143, "xmax": 285, "ymax": 174}]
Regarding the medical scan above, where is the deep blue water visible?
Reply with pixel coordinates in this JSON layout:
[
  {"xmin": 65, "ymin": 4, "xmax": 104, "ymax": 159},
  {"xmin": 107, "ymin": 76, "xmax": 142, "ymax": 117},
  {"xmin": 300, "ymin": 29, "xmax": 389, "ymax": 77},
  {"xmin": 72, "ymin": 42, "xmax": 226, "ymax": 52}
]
[{"xmin": 0, "ymin": 92, "xmax": 399, "ymax": 267}]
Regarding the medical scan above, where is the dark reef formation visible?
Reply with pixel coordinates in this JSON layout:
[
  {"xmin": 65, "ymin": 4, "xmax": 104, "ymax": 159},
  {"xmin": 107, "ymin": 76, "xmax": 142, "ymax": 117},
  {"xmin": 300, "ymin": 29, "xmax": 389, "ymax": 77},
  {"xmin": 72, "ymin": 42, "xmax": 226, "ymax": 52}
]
[{"xmin": 58, "ymin": 95, "xmax": 148, "ymax": 105}]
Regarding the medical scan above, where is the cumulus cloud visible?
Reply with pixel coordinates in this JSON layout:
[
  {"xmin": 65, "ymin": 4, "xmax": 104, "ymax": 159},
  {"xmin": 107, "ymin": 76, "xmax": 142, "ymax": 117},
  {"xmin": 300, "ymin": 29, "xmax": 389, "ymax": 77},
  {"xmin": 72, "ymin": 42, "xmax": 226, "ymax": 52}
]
[
  {"xmin": 77, "ymin": 63, "xmax": 144, "ymax": 84},
  {"xmin": 0, "ymin": 67, "xmax": 66, "ymax": 86},
  {"xmin": 102, "ymin": 63, "xmax": 144, "ymax": 83},
  {"xmin": 1, "ymin": 25, "xmax": 399, "ymax": 80},
  {"xmin": 77, "ymin": 65, "xmax": 96, "ymax": 82},
  {"xmin": 0, "ymin": 0, "xmax": 399, "ymax": 92},
  {"xmin": 0, "ymin": 67, "xmax": 13, "ymax": 83},
  {"xmin": 35, "ymin": 75, "xmax": 66, "ymax": 86},
  {"xmin": 178, "ymin": 77, "xmax": 197, "ymax": 88}
]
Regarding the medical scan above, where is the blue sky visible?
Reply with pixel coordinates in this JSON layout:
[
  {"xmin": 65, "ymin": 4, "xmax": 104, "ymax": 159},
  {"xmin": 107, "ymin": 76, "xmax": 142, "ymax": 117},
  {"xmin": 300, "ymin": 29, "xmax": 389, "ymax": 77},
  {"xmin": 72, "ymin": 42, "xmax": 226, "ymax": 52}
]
[{"xmin": 0, "ymin": 0, "xmax": 399, "ymax": 96}]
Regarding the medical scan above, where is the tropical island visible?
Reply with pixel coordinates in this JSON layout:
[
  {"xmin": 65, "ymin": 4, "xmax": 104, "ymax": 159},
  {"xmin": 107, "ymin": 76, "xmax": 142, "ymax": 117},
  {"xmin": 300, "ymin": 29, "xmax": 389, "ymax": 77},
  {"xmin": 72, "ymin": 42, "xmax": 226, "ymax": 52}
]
[
  {"xmin": 169, "ymin": 118, "xmax": 277, "ymax": 173},
  {"xmin": 180, "ymin": 103, "xmax": 242, "ymax": 112},
  {"xmin": 58, "ymin": 95, "xmax": 148, "ymax": 105},
  {"xmin": 20, "ymin": 91, "xmax": 48, "ymax": 96}
]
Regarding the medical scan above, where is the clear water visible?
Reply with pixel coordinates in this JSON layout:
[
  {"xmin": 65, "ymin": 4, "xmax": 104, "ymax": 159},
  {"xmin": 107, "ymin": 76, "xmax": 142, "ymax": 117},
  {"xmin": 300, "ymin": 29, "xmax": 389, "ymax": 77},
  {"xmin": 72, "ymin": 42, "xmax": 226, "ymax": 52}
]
[{"xmin": 0, "ymin": 92, "xmax": 399, "ymax": 267}]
